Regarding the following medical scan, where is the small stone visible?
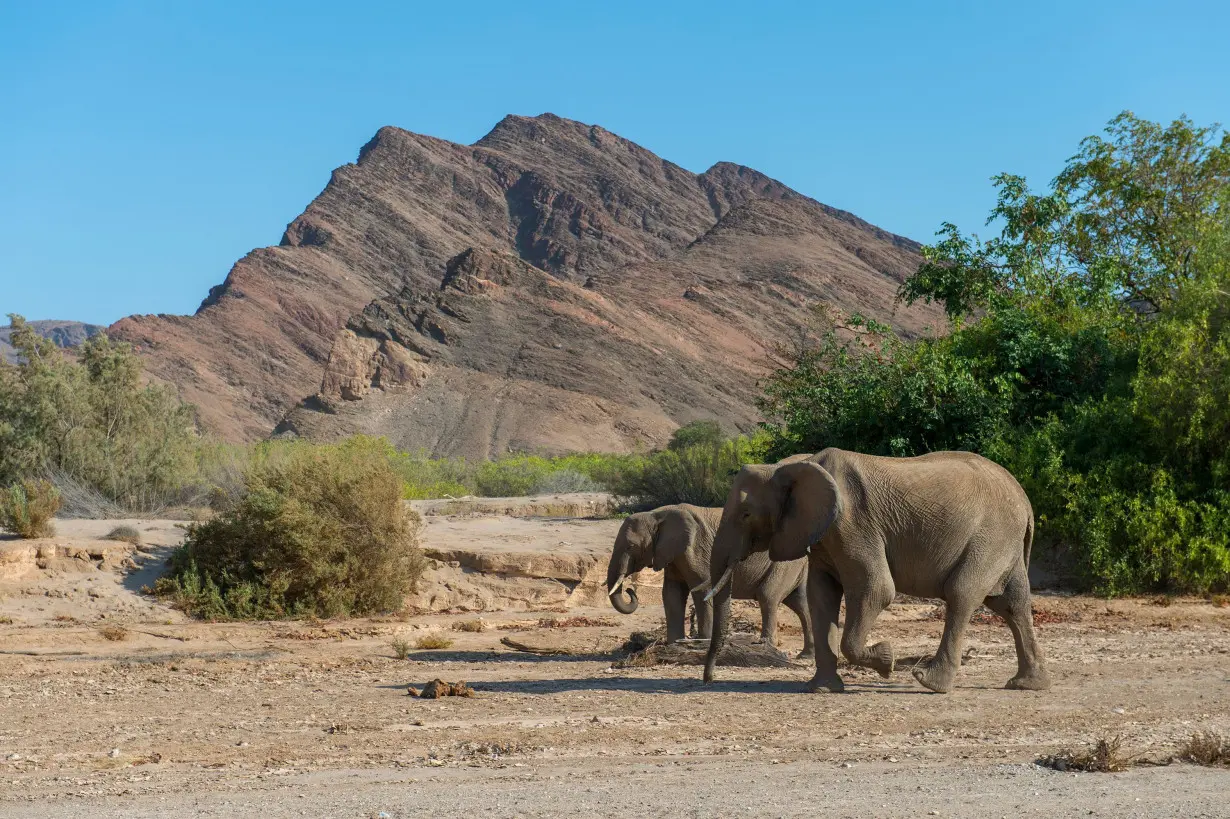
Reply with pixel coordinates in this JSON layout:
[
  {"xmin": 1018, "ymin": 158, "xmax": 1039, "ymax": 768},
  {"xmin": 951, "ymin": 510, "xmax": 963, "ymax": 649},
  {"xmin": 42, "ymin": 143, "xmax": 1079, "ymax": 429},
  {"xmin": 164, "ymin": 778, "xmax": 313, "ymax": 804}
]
[
  {"xmin": 108, "ymin": 748, "xmax": 121, "ymax": 758},
  {"xmin": 1111, "ymin": 707, "xmax": 1125, "ymax": 714}
]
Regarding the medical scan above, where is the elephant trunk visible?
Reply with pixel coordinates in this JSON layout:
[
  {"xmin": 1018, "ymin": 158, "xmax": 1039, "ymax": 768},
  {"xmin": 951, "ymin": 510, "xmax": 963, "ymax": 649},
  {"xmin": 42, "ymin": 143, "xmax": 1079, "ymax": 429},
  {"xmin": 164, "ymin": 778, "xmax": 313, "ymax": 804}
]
[
  {"xmin": 704, "ymin": 522, "xmax": 746, "ymax": 682},
  {"xmin": 609, "ymin": 583, "xmax": 639, "ymax": 615},
  {"xmin": 703, "ymin": 578, "xmax": 731, "ymax": 683},
  {"xmin": 607, "ymin": 551, "xmax": 639, "ymax": 615}
]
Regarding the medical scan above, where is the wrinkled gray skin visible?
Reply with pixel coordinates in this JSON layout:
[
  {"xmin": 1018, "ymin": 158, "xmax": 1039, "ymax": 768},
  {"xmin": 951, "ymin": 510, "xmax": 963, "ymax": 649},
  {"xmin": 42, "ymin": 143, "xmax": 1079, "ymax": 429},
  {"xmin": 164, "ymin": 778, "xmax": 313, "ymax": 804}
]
[
  {"xmin": 704, "ymin": 449, "xmax": 1051, "ymax": 694},
  {"xmin": 606, "ymin": 504, "xmax": 813, "ymax": 656}
]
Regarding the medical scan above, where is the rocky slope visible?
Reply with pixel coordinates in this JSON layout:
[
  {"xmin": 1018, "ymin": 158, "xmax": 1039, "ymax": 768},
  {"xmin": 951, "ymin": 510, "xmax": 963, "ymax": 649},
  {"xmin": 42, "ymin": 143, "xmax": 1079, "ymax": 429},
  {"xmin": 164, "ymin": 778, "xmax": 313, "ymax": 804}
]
[
  {"xmin": 0, "ymin": 320, "xmax": 104, "ymax": 364},
  {"xmin": 110, "ymin": 114, "xmax": 943, "ymax": 455}
]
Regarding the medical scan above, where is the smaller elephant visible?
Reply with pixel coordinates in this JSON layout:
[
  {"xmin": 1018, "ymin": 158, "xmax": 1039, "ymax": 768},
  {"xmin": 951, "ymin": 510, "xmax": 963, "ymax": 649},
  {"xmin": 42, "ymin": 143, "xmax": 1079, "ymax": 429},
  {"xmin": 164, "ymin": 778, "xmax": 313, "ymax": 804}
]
[{"xmin": 606, "ymin": 503, "xmax": 814, "ymax": 657}]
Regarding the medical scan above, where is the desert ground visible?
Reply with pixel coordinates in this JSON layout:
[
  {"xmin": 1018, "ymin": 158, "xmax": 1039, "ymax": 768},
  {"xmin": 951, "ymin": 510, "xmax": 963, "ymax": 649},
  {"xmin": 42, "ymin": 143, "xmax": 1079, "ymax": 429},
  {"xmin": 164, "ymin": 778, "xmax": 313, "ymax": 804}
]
[{"xmin": 1, "ymin": 496, "xmax": 1228, "ymax": 818}]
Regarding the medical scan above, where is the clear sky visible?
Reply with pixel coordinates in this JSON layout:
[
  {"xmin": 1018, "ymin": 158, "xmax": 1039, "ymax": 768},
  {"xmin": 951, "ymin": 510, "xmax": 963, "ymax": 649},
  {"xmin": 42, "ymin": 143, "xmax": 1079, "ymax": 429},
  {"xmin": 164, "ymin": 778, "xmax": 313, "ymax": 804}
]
[{"xmin": 1, "ymin": 1, "xmax": 1227, "ymax": 326}]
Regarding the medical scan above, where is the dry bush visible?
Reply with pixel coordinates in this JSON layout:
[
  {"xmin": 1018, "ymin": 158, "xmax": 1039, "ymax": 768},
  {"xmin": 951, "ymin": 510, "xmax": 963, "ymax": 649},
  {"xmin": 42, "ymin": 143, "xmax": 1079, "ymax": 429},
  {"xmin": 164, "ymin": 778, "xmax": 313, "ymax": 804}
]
[
  {"xmin": 1038, "ymin": 736, "xmax": 1133, "ymax": 772},
  {"xmin": 390, "ymin": 635, "xmax": 411, "ymax": 659},
  {"xmin": 0, "ymin": 479, "xmax": 60, "ymax": 538},
  {"xmin": 1181, "ymin": 732, "xmax": 1230, "ymax": 766},
  {"xmin": 414, "ymin": 633, "xmax": 454, "ymax": 650},
  {"xmin": 1209, "ymin": 594, "xmax": 1229, "ymax": 608},
  {"xmin": 452, "ymin": 618, "xmax": 485, "ymax": 633},
  {"xmin": 155, "ymin": 439, "xmax": 426, "ymax": 619},
  {"xmin": 104, "ymin": 525, "xmax": 142, "ymax": 545},
  {"xmin": 98, "ymin": 624, "xmax": 129, "ymax": 642}
]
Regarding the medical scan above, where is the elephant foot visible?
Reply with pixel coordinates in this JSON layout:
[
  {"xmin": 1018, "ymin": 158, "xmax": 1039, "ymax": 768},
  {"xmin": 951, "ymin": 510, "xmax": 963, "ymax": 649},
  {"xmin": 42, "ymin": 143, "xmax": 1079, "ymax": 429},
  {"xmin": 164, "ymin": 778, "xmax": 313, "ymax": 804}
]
[
  {"xmin": 703, "ymin": 663, "xmax": 716, "ymax": 684},
  {"xmin": 796, "ymin": 648, "xmax": 815, "ymax": 661},
  {"xmin": 868, "ymin": 640, "xmax": 895, "ymax": 678},
  {"xmin": 805, "ymin": 671, "xmax": 845, "ymax": 693},
  {"xmin": 1006, "ymin": 667, "xmax": 1052, "ymax": 691},
  {"xmin": 912, "ymin": 660, "xmax": 956, "ymax": 694}
]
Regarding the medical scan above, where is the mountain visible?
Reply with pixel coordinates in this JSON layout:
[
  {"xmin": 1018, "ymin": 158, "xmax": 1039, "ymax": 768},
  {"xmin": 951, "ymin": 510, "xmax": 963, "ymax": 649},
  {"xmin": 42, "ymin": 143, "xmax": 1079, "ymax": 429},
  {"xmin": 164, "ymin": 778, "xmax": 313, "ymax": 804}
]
[
  {"xmin": 110, "ymin": 114, "xmax": 944, "ymax": 456},
  {"xmin": 1, "ymin": 320, "xmax": 104, "ymax": 364}
]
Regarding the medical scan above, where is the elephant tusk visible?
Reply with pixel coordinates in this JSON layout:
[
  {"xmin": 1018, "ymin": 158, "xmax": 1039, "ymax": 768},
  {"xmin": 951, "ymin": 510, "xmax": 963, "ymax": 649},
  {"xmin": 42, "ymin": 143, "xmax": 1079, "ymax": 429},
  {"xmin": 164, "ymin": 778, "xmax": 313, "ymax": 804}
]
[
  {"xmin": 703, "ymin": 563, "xmax": 736, "ymax": 602},
  {"xmin": 608, "ymin": 576, "xmax": 626, "ymax": 596}
]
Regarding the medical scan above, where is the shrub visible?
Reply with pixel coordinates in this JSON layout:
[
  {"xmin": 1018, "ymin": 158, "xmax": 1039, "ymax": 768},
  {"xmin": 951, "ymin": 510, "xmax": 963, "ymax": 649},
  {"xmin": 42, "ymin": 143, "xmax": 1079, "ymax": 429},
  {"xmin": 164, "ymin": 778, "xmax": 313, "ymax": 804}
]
[
  {"xmin": 155, "ymin": 439, "xmax": 426, "ymax": 619},
  {"xmin": 104, "ymin": 525, "xmax": 142, "ymax": 545},
  {"xmin": 0, "ymin": 479, "xmax": 61, "ymax": 538},
  {"xmin": 413, "ymin": 633, "xmax": 454, "ymax": 650},
  {"xmin": 667, "ymin": 420, "xmax": 725, "ymax": 452},
  {"xmin": 390, "ymin": 635, "xmax": 412, "ymax": 659},
  {"xmin": 98, "ymin": 624, "xmax": 129, "ymax": 642},
  {"xmin": 608, "ymin": 434, "xmax": 771, "ymax": 509},
  {"xmin": 452, "ymin": 618, "xmax": 486, "ymax": 633},
  {"xmin": 529, "ymin": 468, "xmax": 600, "ymax": 494},
  {"xmin": 1181, "ymin": 732, "xmax": 1230, "ymax": 766}
]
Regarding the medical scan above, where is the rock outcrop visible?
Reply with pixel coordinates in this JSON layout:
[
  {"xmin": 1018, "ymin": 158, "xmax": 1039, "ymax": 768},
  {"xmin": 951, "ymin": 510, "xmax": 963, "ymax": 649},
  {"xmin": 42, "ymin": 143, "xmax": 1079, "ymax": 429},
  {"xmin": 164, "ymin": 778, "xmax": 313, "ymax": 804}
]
[{"xmin": 109, "ymin": 113, "xmax": 944, "ymax": 453}]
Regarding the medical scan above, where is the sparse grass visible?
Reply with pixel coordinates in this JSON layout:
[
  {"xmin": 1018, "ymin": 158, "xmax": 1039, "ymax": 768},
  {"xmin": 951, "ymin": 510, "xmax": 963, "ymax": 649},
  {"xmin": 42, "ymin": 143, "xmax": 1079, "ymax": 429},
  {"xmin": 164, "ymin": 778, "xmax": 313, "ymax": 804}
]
[
  {"xmin": 98, "ymin": 624, "xmax": 129, "ymax": 642},
  {"xmin": 0, "ymin": 615, "xmax": 13, "ymax": 624},
  {"xmin": 1037, "ymin": 736, "xmax": 1134, "ymax": 772},
  {"xmin": 1181, "ymin": 732, "xmax": 1230, "ymax": 766},
  {"xmin": 413, "ymin": 633, "xmax": 455, "ymax": 650},
  {"xmin": 1151, "ymin": 594, "xmax": 1174, "ymax": 607},
  {"xmin": 452, "ymin": 618, "xmax": 485, "ymax": 633},
  {"xmin": 390, "ymin": 635, "xmax": 411, "ymax": 659},
  {"xmin": 0, "ymin": 479, "xmax": 60, "ymax": 538},
  {"xmin": 53, "ymin": 614, "xmax": 79, "ymax": 624},
  {"xmin": 104, "ymin": 525, "xmax": 142, "ymax": 545}
]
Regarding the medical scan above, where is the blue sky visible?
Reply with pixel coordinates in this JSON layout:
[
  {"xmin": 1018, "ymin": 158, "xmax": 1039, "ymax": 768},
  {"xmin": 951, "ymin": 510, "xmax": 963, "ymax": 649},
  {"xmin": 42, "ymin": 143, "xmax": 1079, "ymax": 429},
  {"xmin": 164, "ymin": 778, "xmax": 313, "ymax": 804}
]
[{"xmin": 1, "ymin": 0, "xmax": 1227, "ymax": 326}]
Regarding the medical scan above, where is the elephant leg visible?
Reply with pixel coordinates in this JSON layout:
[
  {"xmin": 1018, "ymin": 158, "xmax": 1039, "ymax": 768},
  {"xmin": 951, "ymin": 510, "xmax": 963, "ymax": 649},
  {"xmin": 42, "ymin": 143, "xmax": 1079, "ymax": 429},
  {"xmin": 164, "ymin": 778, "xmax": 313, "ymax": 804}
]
[
  {"xmin": 984, "ymin": 564, "xmax": 1052, "ymax": 691},
  {"xmin": 783, "ymin": 583, "xmax": 814, "ymax": 660},
  {"xmin": 913, "ymin": 584, "xmax": 979, "ymax": 694},
  {"xmin": 839, "ymin": 568, "xmax": 895, "ymax": 678},
  {"xmin": 806, "ymin": 568, "xmax": 844, "ymax": 693},
  {"xmin": 691, "ymin": 590, "xmax": 713, "ymax": 640},
  {"xmin": 663, "ymin": 579, "xmax": 688, "ymax": 643},
  {"xmin": 757, "ymin": 593, "xmax": 780, "ymax": 648}
]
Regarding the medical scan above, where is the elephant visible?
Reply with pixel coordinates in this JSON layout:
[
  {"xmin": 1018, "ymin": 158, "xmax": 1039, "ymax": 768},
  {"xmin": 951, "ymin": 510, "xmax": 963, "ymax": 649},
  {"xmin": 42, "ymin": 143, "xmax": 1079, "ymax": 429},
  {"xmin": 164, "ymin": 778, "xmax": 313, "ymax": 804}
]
[
  {"xmin": 606, "ymin": 503, "xmax": 814, "ymax": 656},
  {"xmin": 703, "ymin": 448, "xmax": 1051, "ymax": 694}
]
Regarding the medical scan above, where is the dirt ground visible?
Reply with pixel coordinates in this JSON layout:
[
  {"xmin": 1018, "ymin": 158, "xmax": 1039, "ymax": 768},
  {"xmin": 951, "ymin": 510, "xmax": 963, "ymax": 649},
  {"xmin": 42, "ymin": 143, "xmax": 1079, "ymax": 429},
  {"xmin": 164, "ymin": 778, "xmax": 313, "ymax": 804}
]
[{"xmin": 1, "ymin": 508, "xmax": 1228, "ymax": 818}]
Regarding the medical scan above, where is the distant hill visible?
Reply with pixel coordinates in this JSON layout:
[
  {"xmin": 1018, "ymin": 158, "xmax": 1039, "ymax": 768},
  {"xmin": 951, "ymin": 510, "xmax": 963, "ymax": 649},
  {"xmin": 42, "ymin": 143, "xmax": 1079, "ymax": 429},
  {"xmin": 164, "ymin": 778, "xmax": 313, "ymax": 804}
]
[
  {"xmin": 110, "ymin": 113, "xmax": 944, "ymax": 457},
  {"xmin": 0, "ymin": 320, "xmax": 104, "ymax": 364}
]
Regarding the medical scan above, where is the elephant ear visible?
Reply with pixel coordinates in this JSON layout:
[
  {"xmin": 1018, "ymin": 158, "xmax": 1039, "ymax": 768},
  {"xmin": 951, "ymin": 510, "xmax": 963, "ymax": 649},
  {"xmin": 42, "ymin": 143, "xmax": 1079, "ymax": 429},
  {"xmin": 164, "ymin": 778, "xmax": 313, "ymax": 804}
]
[
  {"xmin": 768, "ymin": 461, "xmax": 840, "ymax": 561},
  {"xmin": 650, "ymin": 508, "xmax": 698, "ymax": 571}
]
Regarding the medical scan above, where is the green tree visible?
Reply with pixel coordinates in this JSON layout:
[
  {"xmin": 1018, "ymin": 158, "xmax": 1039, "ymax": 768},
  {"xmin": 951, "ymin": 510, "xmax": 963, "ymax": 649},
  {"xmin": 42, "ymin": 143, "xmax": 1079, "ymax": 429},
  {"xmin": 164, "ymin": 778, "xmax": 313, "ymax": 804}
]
[
  {"xmin": 0, "ymin": 314, "xmax": 199, "ymax": 512},
  {"xmin": 761, "ymin": 113, "xmax": 1230, "ymax": 594}
]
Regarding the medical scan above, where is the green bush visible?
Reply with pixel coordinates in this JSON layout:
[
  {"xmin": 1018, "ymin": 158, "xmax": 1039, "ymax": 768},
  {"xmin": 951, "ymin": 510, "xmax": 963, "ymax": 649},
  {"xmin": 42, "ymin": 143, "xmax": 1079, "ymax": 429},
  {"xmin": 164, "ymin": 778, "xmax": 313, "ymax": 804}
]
[
  {"xmin": 0, "ymin": 478, "xmax": 61, "ymax": 538},
  {"xmin": 760, "ymin": 112, "xmax": 1230, "ymax": 595},
  {"xmin": 607, "ymin": 434, "xmax": 771, "ymax": 509},
  {"xmin": 667, "ymin": 420, "xmax": 725, "ymax": 452},
  {"xmin": 155, "ymin": 438, "xmax": 425, "ymax": 619}
]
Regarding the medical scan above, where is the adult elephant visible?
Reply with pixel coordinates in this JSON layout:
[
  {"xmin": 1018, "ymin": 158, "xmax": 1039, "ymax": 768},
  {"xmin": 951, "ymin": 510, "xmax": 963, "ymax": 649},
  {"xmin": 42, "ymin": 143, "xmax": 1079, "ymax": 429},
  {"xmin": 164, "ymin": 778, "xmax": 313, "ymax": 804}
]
[
  {"xmin": 606, "ymin": 504, "xmax": 814, "ymax": 656},
  {"xmin": 703, "ymin": 449, "xmax": 1051, "ymax": 694}
]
